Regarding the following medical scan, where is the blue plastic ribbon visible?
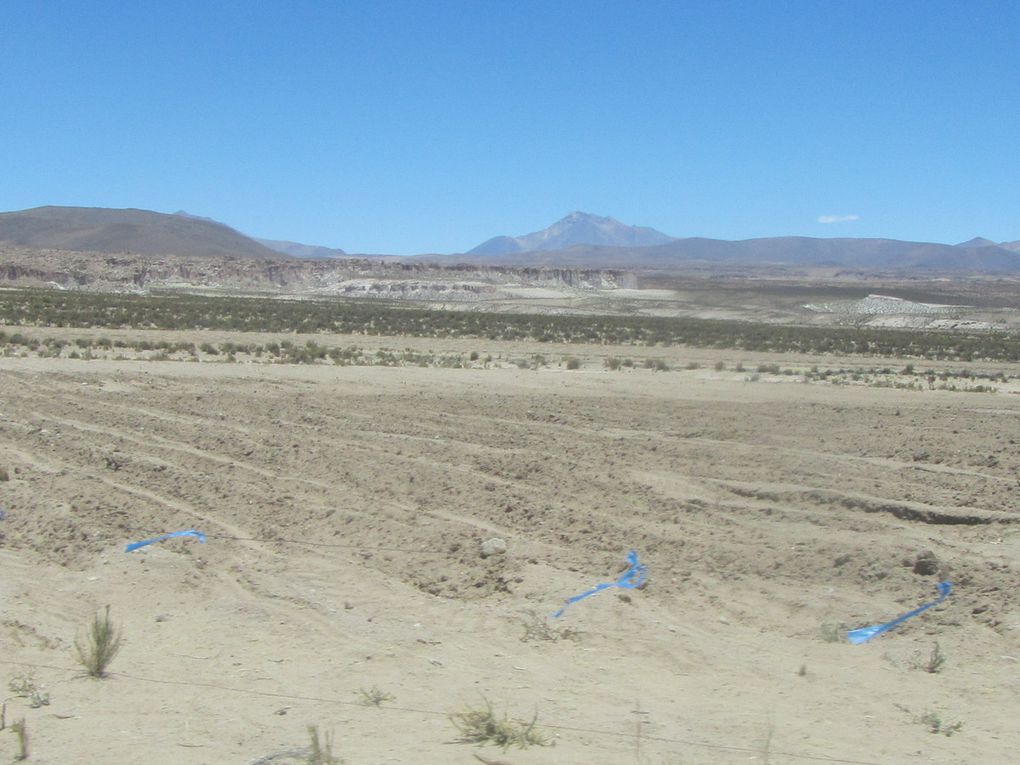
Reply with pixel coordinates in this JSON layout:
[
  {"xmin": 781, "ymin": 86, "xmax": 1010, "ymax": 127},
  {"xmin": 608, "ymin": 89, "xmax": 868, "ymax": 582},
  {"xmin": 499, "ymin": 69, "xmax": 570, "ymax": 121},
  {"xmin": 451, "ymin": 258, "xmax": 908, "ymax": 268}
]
[
  {"xmin": 125, "ymin": 529, "xmax": 206, "ymax": 553},
  {"xmin": 846, "ymin": 581, "xmax": 952, "ymax": 644},
  {"xmin": 552, "ymin": 550, "xmax": 647, "ymax": 618}
]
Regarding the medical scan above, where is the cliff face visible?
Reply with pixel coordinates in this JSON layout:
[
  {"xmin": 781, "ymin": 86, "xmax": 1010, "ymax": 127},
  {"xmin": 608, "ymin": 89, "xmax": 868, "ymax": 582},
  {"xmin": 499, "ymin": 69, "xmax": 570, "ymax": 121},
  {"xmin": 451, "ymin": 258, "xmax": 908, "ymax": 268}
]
[{"xmin": 0, "ymin": 249, "xmax": 636, "ymax": 297}]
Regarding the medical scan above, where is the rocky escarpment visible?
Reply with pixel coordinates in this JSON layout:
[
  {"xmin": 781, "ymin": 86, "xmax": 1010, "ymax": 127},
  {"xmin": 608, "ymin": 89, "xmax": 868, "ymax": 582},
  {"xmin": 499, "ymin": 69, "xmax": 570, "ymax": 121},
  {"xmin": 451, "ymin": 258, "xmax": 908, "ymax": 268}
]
[{"xmin": 0, "ymin": 248, "xmax": 636, "ymax": 299}]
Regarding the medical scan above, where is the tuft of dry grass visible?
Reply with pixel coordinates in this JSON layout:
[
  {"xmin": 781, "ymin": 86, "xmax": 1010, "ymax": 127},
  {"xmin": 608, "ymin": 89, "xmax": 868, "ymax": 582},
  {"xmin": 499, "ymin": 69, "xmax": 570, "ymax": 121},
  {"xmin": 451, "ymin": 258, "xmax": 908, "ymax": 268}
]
[
  {"xmin": 305, "ymin": 725, "xmax": 342, "ymax": 765},
  {"xmin": 913, "ymin": 642, "xmax": 946, "ymax": 673},
  {"xmin": 357, "ymin": 686, "xmax": 394, "ymax": 707},
  {"xmin": 818, "ymin": 622, "xmax": 846, "ymax": 643},
  {"xmin": 450, "ymin": 697, "xmax": 552, "ymax": 751},
  {"xmin": 11, "ymin": 717, "xmax": 28, "ymax": 761},
  {"xmin": 919, "ymin": 710, "xmax": 963, "ymax": 736},
  {"xmin": 518, "ymin": 610, "xmax": 583, "ymax": 643},
  {"xmin": 8, "ymin": 673, "xmax": 49, "ymax": 708}
]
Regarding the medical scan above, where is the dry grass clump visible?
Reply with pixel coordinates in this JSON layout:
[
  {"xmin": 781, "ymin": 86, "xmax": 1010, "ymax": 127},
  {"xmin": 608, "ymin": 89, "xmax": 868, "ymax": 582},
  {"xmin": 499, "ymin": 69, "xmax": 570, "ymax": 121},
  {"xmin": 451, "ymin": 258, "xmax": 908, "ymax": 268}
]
[
  {"xmin": 818, "ymin": 621, "xmax": 847, "ymax": 643},
  {"xmin": 518, "ymin": 610, "xmax": 583, "ymax": 643},
  {"xmin": 8, "ymin": 673, "xmax": 49, "ymax": 708},
  {"xmin": 357, "ymin": 686, "xmax": 395, "ymax": 706},
  {"xmin": 11, "ymin": 717, "xmax": 28, "ymax": 760},
  {"xmin": 450, "ymin": 697, "xmax": 552, "ymax": 751},
  {"xmin": 911, "ymin": 642, "xmax": 946, "ymax": 673},
  {"xmin": 306, "ymin": 725, "xmax": 343, "ymax": 764},
  {"xmin": 919, "ymin": 710, "xmax": 963, "ymax": 736}
]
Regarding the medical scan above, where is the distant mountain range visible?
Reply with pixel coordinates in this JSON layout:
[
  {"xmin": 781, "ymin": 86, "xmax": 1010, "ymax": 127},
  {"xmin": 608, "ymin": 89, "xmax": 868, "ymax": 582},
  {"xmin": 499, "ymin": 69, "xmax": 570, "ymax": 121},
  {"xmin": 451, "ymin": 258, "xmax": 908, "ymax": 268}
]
[
  {"xmin": 461, "ymin": 212, "xmax": 1020, "ymax": 273},
  {"xmin": 470, "ymin": 211, "xmax": 674, "ymax": 254},
  {"xmin": 0, "ymin": 205, "xmax": 1017, "ymax": 273},
  {"xmin": 175, "ymin": 210, "xmax": 347, "ymax": 258},
  {"xmin": 253, "ymin": 237, "xmax": 347, "ymax": 259},
  {"xmin": 0, "ymin": 206, "xmax": 281, "ymax": 260},
  {"xmin": 459, "ymin": 234, "xmax": 1020, "ymax": 272}
]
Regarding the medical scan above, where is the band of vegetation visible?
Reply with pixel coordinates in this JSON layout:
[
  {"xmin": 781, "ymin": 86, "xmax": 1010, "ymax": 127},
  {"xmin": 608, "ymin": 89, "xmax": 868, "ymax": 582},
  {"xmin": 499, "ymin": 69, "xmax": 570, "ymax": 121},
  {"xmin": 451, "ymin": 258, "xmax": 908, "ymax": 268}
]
[{"xmin": 1, "ymin": 288, "xmax": 1018, "ymax": 361}]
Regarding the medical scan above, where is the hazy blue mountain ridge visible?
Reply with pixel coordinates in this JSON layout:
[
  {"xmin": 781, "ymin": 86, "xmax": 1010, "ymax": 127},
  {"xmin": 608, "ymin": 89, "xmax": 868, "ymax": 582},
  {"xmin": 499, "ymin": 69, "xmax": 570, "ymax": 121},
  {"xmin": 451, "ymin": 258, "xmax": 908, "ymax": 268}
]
[{"xmin": 254, "ymin": 238, "xmax": 348, "ymax": 259}]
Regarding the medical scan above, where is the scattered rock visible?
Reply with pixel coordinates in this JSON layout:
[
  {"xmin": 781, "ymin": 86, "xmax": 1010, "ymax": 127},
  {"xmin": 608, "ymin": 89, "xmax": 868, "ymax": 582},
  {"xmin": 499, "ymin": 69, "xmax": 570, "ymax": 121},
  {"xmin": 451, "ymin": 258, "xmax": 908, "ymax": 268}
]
[
  {"xmin": 913, "ymin": 551, "xmax": 940, "ymax": 576},
  {"xmin": 479, "ymin": 538, "xmax": 507, "ymax": 558}
]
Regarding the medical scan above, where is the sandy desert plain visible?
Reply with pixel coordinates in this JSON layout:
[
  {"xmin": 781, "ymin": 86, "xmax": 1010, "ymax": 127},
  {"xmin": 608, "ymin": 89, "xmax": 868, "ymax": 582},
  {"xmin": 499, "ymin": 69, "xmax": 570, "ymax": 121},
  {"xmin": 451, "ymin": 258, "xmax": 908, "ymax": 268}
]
[{"xmin": 2, "ymin": 283, "xmax": 1020, "ymax": 765}]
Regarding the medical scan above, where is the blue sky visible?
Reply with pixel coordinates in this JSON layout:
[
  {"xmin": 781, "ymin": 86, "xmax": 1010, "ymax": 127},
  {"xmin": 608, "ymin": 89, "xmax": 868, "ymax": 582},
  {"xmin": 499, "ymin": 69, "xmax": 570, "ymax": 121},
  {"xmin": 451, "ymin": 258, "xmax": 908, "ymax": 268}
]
[{"xmin": 2, "ymin": 1, "xmax": 1018, "ymax": 254}]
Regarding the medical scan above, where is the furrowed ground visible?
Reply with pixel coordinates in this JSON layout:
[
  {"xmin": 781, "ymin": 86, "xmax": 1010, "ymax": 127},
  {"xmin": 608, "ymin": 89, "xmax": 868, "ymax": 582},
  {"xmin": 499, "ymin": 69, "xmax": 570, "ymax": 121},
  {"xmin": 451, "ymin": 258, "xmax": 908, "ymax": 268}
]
[{"xmin": 1, "ymin": 286, "xmax": 1019, "ymax": 763}]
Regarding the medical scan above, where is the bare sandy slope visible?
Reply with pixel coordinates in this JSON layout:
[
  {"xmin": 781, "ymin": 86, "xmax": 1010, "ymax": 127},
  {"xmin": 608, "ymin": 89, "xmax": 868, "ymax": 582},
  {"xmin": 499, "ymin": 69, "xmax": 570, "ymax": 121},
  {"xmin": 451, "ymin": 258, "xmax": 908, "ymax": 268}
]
[{"xmin": 1, "ymin": 347, "xmax": 1019, "ymax": 764}]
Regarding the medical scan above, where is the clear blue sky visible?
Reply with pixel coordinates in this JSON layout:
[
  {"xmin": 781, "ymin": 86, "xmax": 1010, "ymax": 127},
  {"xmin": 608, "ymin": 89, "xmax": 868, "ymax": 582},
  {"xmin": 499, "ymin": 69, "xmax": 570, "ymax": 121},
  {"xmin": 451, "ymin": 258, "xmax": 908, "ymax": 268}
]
[{"xmin": 2, "ymin": 1, "xmax": 1018, "ymax": 254}]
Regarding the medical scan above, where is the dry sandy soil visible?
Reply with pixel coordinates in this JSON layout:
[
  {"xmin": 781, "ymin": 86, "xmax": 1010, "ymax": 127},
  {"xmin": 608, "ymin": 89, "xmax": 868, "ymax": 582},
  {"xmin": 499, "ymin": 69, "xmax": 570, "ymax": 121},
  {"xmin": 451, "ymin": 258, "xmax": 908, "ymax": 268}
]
[{"xmin": 1, "ymin": 336, "xmax": 1019, "ymax": 765}]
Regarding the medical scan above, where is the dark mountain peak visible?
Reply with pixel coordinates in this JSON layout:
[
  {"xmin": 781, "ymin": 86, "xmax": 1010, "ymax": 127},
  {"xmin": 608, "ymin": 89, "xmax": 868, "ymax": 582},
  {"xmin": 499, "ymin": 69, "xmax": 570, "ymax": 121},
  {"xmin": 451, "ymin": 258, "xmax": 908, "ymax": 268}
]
[{"xmin": 469, "ymin": 211, "xmax": 675, "ymax": 255}]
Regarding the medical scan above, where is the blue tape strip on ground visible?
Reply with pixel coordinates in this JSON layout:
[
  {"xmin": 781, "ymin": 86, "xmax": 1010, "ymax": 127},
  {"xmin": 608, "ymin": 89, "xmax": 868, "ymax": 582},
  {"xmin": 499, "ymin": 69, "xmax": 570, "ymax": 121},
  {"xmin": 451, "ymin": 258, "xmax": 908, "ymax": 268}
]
[
  {"xmin": 125, "ymin": 529, "xmax": 206, "ymax": 553},
  {"xmin": 552, "ymin": 550, "xmax": 647, "ymax": 618},
  {"xmin": 846, "ymin": 581, "xmax": 952, "ymax": 644}
]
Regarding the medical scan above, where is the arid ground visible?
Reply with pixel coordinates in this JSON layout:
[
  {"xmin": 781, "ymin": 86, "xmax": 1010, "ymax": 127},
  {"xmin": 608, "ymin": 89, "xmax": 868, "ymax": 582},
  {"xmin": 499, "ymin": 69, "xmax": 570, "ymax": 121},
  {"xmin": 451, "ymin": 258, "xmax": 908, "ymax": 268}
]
[{"xmin": 2, "ymin": 334, "xmax": 1019, "ymax": 764}]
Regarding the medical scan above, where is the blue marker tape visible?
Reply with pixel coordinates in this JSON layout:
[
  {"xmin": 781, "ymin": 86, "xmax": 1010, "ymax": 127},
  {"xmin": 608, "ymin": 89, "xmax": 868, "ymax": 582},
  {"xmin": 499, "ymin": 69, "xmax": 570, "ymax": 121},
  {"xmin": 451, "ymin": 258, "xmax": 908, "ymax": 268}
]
[
  {"xmin": 846, "ymin": 581, "xmax": 952, "ymax": 644},
  {"xmin": 552, "ymin": 550, "xmax": 647, "ymax": 618},
  {"xmin": 125, "ymin": 529, "xmax": 206, "ymax": 553}
]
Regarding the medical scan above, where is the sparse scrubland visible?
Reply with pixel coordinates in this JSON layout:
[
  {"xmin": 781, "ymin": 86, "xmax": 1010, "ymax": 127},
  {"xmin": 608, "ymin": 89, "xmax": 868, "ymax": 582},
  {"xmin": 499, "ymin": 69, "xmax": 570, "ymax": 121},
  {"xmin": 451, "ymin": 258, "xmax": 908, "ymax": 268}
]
[
  {"xmin": 1, "ymin": 287, "xmax": 1019, "ymax": 360},
  {"xmin": 1, "ymin": 281, "xmax": 1019, "ymax": 764}
]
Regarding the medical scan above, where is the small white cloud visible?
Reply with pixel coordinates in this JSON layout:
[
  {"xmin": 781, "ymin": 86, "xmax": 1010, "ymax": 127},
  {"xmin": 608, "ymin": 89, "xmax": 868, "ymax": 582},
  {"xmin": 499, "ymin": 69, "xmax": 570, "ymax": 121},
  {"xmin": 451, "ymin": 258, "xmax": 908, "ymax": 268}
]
[{"xmin": 817, "ymin": 214, "xmax": 861, "ymax": 224}]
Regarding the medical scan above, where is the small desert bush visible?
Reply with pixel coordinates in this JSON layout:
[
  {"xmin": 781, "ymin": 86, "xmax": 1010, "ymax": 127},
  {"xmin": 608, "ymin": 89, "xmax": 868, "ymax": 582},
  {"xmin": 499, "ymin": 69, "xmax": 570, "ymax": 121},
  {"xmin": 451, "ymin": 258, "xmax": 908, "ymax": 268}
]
[
  {"xmin": 74, "ymin": 605, "xmax": 123, "ymax": 678},
  {"xmin": 911, "ymin": 642, "xmax": 946, "ymax": 674},
  {"xmin": 919, "ymin": 710, "xmax": 963, "ymax": 736},
  {"xmin": 358, "ymin": 686, "xmax": 394, "ymax": 706},
  {"xmin": 8, "ymin": 673, "xmax": 49, "ymax": 708},
  {"xmin": 564, "ymin": 356, "xmax": 581, "ymax": 370},
  {"xmin": 11, "ymin": 717, "xmax": 28, "ymax": 760},
  {"xmin": 519, "ymin": 610, "xmax": 583, "ymax": 643},
  {"xmin": 306, "ymin": 725, "xmax": 342, "ymax": 764},
  {"xmin": 449, "ymin": 697, "xmax": 552, "ymax": 751},
  {"xmin": 819, "ymin": 622, "xmax": 846, "ymax": 643}
]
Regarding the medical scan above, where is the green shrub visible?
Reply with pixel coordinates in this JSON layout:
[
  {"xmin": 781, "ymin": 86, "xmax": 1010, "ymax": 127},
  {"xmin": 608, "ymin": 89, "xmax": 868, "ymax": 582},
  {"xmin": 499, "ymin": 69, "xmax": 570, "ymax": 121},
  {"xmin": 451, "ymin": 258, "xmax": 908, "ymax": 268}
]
[{"xmin": 74, "ymin": 606, "xmax": 123, "ymax": 678}]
